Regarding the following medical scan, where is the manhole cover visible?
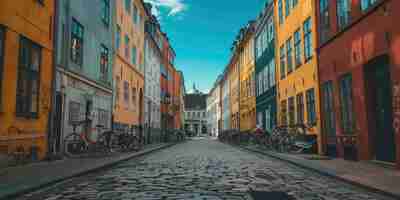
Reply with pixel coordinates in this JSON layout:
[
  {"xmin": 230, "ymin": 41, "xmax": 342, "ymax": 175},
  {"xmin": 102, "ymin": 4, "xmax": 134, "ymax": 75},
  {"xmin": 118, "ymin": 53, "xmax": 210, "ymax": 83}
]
[{"xmin": 249, "ymin": 191, "xmax": 295, "ymax": 200}]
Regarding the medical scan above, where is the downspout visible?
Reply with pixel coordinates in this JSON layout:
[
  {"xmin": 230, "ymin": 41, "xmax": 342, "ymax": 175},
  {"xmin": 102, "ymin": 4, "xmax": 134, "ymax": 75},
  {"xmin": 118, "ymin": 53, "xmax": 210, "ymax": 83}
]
[{"xmin": 47, "ymin": 0, "xmax": 60, "ymax": 160}]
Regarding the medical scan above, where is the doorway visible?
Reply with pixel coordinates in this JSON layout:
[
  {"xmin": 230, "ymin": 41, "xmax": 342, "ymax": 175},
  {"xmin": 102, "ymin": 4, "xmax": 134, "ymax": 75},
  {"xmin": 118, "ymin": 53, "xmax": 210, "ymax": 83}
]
[
  {"xmin": 365, "ymin": 55, "xmax": 396, "ymax": 163},
  {"xmin": 52, "ymin": 92, "xmax": 63, "ymax": 154}
]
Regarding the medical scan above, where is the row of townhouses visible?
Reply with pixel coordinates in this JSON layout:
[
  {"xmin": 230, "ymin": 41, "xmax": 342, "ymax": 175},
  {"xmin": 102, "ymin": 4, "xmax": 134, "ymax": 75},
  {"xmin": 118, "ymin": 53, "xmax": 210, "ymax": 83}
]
[
  {"xmin": 0, "ymin": 0, "xmax": 185, "ymax": 162},
  {"xmin": 208, "ymin": 0, "xmax": 400, "ymax": 169}
]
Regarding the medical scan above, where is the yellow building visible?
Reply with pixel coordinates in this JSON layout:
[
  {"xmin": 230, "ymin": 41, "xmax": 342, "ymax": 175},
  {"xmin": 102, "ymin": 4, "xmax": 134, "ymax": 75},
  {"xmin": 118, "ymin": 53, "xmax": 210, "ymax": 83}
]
[
  {"xmin": 113, "ymin": 0, "xmax": 147, "ymax": 130},
  {"xmin": 229, "ymin": 53, "xmax": 240, "ymax": 131},
  {"xmin": 0, "ymin": 0, "xmax": 54, "ymax": 161},
  {"xmin": 239, "ymin": 24, "xmax": 256, "ymax": 132},
  {"xmin": 275, "ymin": 0, "xmax": 322, "ymax": 153}
]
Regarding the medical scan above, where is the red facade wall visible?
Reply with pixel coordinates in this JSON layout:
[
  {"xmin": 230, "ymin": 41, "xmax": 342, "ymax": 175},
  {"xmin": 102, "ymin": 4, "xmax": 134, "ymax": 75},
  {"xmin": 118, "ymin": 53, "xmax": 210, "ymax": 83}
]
[{"xmin": 317, "ymin": 0, "xmax": 400, "ymax": 168}]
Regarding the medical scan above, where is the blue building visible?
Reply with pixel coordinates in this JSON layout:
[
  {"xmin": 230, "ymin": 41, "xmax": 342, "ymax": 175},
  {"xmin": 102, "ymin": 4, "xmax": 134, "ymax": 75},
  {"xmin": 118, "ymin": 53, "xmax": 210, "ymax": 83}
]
[
  {"xmin": 255, "ymin": 2, "xmax": 276, "ymax": 133},
  {"xmin": 52, "ymin": 0, "xmax": 114, "ymax": 154}
]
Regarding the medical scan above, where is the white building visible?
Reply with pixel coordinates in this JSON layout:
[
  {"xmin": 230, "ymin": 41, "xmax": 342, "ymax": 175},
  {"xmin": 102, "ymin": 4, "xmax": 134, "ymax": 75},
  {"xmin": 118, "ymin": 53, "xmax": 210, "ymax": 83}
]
[
  {"xmin": 184, "ymin": 85, "xmax": 208, "ymax": 136},
  {"xmin": 207, "ymin": 76, "xmax": 222, "ymax": 137},
  {"xmin": 144, "ymin": 17, "xmax": 162, "ymax": 131}
]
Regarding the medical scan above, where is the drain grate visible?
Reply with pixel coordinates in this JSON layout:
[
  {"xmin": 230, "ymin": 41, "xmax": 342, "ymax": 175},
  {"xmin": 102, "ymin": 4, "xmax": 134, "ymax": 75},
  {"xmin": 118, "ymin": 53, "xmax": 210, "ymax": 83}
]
[{"xmin": 249, "ymin": 190, "xmax": 296, "ymax": 200}]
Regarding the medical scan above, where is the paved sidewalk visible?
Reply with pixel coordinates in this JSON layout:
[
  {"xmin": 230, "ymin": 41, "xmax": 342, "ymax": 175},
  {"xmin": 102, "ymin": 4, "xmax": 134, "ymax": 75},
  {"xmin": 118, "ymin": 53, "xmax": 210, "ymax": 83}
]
[
  {"xmin": 0, "ymin": 142, "xmax": 178, "ymax": 200},
  {"xmin": 238, "ymin": 144, "xmax": 400, "ymax": 199}
]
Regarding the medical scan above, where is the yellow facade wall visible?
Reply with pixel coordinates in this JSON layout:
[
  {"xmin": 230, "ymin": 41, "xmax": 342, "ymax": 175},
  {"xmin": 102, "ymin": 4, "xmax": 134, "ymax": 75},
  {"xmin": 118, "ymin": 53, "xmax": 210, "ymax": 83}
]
[
  {"xmin": 113, "ymin": 0, "xmax": 146, "ymax": 127},
  {"xmin": 229, "ymin": 56, "xmax": 240, "ymax": 130},
  {"xmin": 239, "ymin": 35, "xmax": 256, "ymax": 132},
  {"xmin": 0, "ymin": 0, "xmax": 54, "ymax": 160},
  {"xmin": 275, "ymin": 0, "xmax": 322, "ymax": 153}
]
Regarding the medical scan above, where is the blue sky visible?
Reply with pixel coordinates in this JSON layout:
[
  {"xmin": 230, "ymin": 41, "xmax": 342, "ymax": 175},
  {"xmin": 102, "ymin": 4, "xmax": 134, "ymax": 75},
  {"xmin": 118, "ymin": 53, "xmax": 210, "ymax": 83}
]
[{"xmin": 145, "ymin": 0, "xmax": 266, "ymax": 93}]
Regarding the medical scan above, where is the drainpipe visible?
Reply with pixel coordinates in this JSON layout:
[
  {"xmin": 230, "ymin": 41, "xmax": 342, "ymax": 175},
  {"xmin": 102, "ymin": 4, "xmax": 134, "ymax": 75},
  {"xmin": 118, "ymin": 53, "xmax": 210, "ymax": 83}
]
[{"xmin": 46, "ymin": 0, "xmax": 60, "ymax": 160}]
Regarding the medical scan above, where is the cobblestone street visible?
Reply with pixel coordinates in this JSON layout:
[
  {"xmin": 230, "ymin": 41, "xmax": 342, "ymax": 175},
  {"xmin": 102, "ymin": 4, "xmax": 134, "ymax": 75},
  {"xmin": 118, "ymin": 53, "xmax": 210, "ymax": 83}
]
[{"xmin": 15, "ymin": 139, "xmax": 394, "ymax": 200}]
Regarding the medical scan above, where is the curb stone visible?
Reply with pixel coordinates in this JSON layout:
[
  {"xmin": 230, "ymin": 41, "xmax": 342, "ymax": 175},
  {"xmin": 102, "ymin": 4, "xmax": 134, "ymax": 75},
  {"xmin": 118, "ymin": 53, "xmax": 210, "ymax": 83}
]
[
  {"xmin": 232, "ymin": 144, "xmax": 400, "ymax": 200},
  {"xmin": 0, "ymin": 142, "xmax": 183, "ymax": 200}
]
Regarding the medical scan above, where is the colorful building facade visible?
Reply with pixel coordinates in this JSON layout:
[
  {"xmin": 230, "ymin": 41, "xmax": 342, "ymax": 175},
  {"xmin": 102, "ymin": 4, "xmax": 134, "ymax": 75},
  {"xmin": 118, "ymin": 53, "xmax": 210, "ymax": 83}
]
[
  {"xmin": 317, "ymin": 0, "xmax": 400, "ymax": 168},
  {"xmin": 0, "ymin": 0, "xmax": 55, "ymax": 161},
  {"xmin": 221, "ymin": 72, "xmax": 231, "ymax": 131},
  {"xmin": 229, "ymin": 52, "xmax": 240, "ymax": 131},
  {"xmin": 255, "ymin": 2, "xmax": 277, "ymax": 133},
  {"xmin": 275, "ymin": 0, "xmax": 322, "ymax": 153},
  {"xmin": 239, "ymin": 23, "xmax": 257, "ymax": 132},
  {"xmin": 112, "ymin": 0, "xmax": 146, "ymax": 132}
]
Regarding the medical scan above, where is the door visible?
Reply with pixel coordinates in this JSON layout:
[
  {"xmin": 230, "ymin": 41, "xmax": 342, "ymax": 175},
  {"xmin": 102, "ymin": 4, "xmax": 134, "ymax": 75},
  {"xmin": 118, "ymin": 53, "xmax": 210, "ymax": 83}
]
[
  {"xmin": 52, "ymin": 92, "xmax": 63, "ymax": 153},
  {"xmin": 366, "ymin": 55, "xmax": 396, "ymax": 162}
]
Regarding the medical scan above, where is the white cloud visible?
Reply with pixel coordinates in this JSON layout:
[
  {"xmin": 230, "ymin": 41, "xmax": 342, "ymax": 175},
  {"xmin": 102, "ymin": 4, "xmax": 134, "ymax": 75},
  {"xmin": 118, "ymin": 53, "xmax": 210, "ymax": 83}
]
[{"xmin": 144, "ymin": 0, "xmax": 187, "ymax": 19}]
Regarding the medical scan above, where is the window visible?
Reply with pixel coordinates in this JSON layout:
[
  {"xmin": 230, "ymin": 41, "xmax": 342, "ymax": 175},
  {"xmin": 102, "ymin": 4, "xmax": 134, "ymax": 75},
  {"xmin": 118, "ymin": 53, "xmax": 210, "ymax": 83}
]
[
  {"xmin": 280, "ymin": 45, "xmax": 286, "ymax": 79},
  {"xmin": 116, "ymin": 25, "xmax": 121, "ymax": 50},
  {"xmin": 123, "ymin": 81, "xmax": 129, "ymax": 102},
  {"xmin": 337, "ymin": 0, "xmax": 351, "ymax": 29},
  {"xmin": 132, "ymin": 87, "xmax": 137, "ymax": 107},
  {"xmin": 131, "ymin": 46, "xmax": 137, "ymax": 65},
  {"xmin": 281, "ymin": 100, "xmax": 287, "ymax": 126},
  {"xmin": 306, "ymin": 88, "xmax": 316, "ymax": 125},
  {"xmin": 322, "ymin": 81, "xmax": 336, "ymax": 137},
  {"xmin": 125, "ymin": 0, "xmax": 131, "ymax": 14},
  {"xmin": 285, "ymin": 0, "xmax": 291, "ymax": 17},
  {"xmin": 269, "ymin": 58, "xmax": 276, "ymax": 87},
  {"xmin": 278, "ymin": 0, "xmax": 284, "ymax": 24},
  {"xmin": 16, "ymin": 37, "xmax": 41, "ymax": 118},
  {"xmin": 268, "ymin": 18, "xmax": 274, "ymax": 42},
  {"xmin": 265, "ymin": 107, "xmax": 272, "ymax": 132},
  {"xmin": 0, "ymin": 26, "xmax": 4, "ymax": 106},
  {"xmin": 101, "ymin": 0, "xmax": 110, "ymax": 26},
  {"xmin": 286, "ymin": 37, "xmax": 293, "ymax": 74},
  {"xmin": 115, "ymin": 76, "xmax": 121, "ymax": 103},
  {"xmin": 294, "ymin": 29, "xmax": 302, "ymax": 67},
  {"xmin": 98, "ymin": 109, "xmax": 109, "ymax": 128},
  {"xmin": 263, "ymin": 65, "xmax": 268, "ymax": 93},
  {"xmin": 339, "ymin": 74, "xmax": 354, "ymax": 134},
  {"xmin": 319, "ymin": 0, "xmax": 330, "ymax": 44},
  {"xmin": 71, "ymin": 19, "xmax": 84, "ymax": 66},
  {"xmin": 293, "ymin": 0, "xmax": 298, "ymax": 7},
  {"xmin": 361, "ymin": 0, "xmax": 377, "ymax": 11},
  {"xmin": 100, "ymin": 45, "xmax": 109, "ymax": 81},
  {"xmin": 303, "ymin": 17, "xmax": 313, "ymax": 61},
  {"xmin": 288, "ymin": 96, "xmax": 295, "ymax": 126},
  {"xmin": 132, "ymin": 5, "xmax": 137, "ymax": 24},
  {"xmin": 257, "ymin": 112, "xmax": 263, "ymax": 128},
  {"xmin": 296, "ymin": 93, "xmax": 304, "ymax": 124},
  {"xmin": 125, "ymin": 35, "xmax": 130, "ymax": 59},
  {"xmin": 69, "ymin": 101, "xmax": 82, "ymax": 123}
]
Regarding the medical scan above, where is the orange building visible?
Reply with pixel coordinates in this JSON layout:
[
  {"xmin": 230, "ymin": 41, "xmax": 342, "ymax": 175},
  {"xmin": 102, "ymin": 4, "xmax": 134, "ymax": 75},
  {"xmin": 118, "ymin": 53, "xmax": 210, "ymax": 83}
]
[
  {"xmin": 172, "ymin": 69, "xmax": 183, "ymax": 129},
  {"xmin": 113, "ymin": 0, "xmax": 147, "ymax": 131},
  {"xmin": 161, "ymin": 35, "xmax": 176, "ymax": 131},
  {"xmin": 0, "ymin": 0, "xmax": 55, "ymax": 161}
]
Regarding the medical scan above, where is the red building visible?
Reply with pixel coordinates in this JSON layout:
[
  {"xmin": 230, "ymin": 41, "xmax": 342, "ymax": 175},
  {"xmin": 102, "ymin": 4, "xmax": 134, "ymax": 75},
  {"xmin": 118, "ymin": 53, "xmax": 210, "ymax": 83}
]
[
  {"xmin": 161, "ymin": 34, "xmax": 177, "ymax": 131},
  {"xmin": 317, "ymin": 0, "xmax": 400, "ymax": 168}
]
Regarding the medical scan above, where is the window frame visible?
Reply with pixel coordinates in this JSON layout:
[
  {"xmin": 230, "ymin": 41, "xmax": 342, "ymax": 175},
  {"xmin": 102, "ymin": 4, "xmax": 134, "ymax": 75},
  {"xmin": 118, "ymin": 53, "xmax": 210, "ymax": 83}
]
[
  {"xmin": 16, "ymin": 36, "xmax": 42, "ymax": 118},
  {"xmin": 278, "ymin": 0, "xmax": 284, "ymax": 25},
  {"xmin": 280, "ymin": 44, "xmax": 286, "ymax": 80},
  {"xmin": 101, "ymin": 0, "xmax": 110, "ymax": 26},
  {"xmin": 286, "ymin": 37, "xmax": 293, "ymax": 74},
  {"xmin": 296, "ymin": 93, "xmax": 304, "ymax": 124},
  {"xmin": 337, "ymin": 0, "xmax": 351, "ymax": 30},
  {"xmin": 306, "ymin": 88, "xmax": 317, "ymax": 125},
  {"xmin": 125, "ymin": 34, "xmax": 130, "ymax": 60},
  {"xmin": 322, "ymin": 81, "xmax": 336, "ymax": 137},
  {"xmin": 125, "ymin": 0, "xmax": 131, "ymax": 14},
  {"xmin": 285, "ymin": 0, "xmax": 291, "ymax": 17},
  {"xmin": 294, "ymin": 28, "xmax": 302, "ymax": 67},
  {"xmin": 281, "ymin": 99, "xmax": 288, "ymax": 126},
  {"xmin": 71, "ymin": 18, "xmax": 84, "ymax": 66},
  {"xmin": 100, "ymin": 44, "xmax": 109, "ymax": 81},
  {"xmin": 319, "ymin": 0, "xmax": 330, "ymax": 44},
  {"xmin": 361, "ymin": 0, "xmax": 378, "ymax": 11},
  {"xmin": 69, "ymin": 101, "xmax": 82, "ymax": 124},
  {"xmin": 288, "ymin": 96, "xmax": 295, "ymax": 126},
  {"xmin": 339, "ymin": 73, "xmax": 355, "ymax": 134},
  {"xmin": 303, "ymin": 17, "xmax": 313, "ymax": 62}
]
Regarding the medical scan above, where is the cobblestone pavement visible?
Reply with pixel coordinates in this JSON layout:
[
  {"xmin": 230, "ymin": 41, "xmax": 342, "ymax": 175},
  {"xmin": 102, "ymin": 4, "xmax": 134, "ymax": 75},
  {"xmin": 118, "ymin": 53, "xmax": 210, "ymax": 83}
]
[{"xmin": 15, "ymin": 139, "xmax": 394, "ymax": 200}]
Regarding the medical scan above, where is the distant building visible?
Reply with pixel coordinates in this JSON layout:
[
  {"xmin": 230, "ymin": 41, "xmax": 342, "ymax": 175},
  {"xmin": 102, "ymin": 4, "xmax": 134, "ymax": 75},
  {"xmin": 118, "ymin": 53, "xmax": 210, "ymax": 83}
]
[
  {"xmin": 207, "ymin": 76, "xmax": 222, "ymax": 137},
  {"xmin": 184, "ymin": 85, "xmax": 208, "ymax": 136}
]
